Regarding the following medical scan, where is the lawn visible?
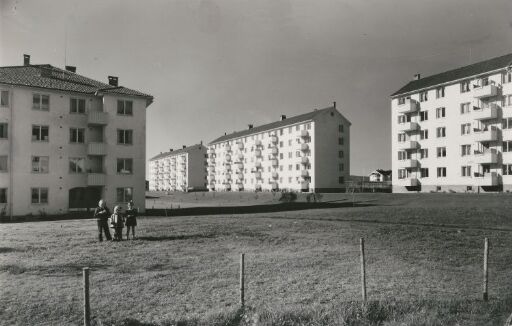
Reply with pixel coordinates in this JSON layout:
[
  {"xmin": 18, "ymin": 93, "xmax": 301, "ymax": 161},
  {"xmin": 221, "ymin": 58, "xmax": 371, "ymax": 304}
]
[{"xmin": 1, "ymin": 193, "xmax": 512, "ymax": 325}]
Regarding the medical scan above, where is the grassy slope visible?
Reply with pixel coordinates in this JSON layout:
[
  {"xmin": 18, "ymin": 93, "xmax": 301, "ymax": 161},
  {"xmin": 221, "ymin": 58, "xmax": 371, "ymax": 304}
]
[{"xmin": 1, "ymin": 193, "xmax": 512, "ymax": 325}]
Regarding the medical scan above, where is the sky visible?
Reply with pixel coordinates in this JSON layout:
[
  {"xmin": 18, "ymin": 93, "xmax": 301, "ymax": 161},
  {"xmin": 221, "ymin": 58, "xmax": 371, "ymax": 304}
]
[{"xmin": 1, "ymin": 0, "xmax": 512, "ymax": 177}]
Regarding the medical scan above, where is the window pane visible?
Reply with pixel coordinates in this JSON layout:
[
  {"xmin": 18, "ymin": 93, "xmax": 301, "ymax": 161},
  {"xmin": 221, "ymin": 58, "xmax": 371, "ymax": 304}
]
[
  {"xmin": 0, "ymin": 123, "xmax": 7, "ymax": 138},
  {"xmin": 40, "ymin": 188, "xmax": 48, "ymax": 203},
  {"xmin": 124, "ymin": 188, "xmax": 133, "ymax": 201},
  {"xmin": 41, "ymin": 126, "xmax": 49, "ymax": 141},
  {"xmin": 33, "ymin": 94, "xmax": 40, "ymax": 109},
  {"xmin": 0, "ymin": 156, "xmax": 7, "ymax": 172},
  {"xmin": 69, "ymin": 159, "xmax": 77, "ymax": 172},
  {"xmin": 117, "ymin": 100, "xmax": 124, "ymax": 114},
  {"xmin": 0, "ymin": 91, "xmax": 8, "ymax": 106},
  {"xmin": 32, "ymin": 126, "xmax": 40, "ymax": 141},
  {"xmin": 70, "ymin": 129, "xmax": 75, "ymax": 142},
  {"xmin": 0, "ymin": 188, "xmax": 6, "ymax": 203},
  {"xmin": 41, "ymin": 157, "xmax": 49, "ymax": 173},
  {"xmin": 125, "ymin": 101, "xmax": 133, "ymax": 115},
  {"xmin": 41, "ymin": 95, "xmax": 49, "ymax": 110},
  {"xmin": 70, "ymin": 99, "xmax": 77, "ymax": 113},
  {"xmin": 126, "ymin": 130, "xmax": 133, "ymax": 144},
  {"xmin": 117, "ymin": 130, "xmax": 123, "ymax": 143},
  {"xmin": 78, "ymin": 129, "xmax": 84, "ymax": 143},
  {"xmin": 78, "ymin": 99, "xmax": 86, "ymax": 113},
  {"xmin": 31, "ymin": 188, "xmax": 39, "ymax": 203},
  {"xmin": 116, "ymin": 188, "xmax": 124, "ymax": 202},
  {"xmin": 117, "ymin": 159, "xmax": 123, "ymax": 173}
]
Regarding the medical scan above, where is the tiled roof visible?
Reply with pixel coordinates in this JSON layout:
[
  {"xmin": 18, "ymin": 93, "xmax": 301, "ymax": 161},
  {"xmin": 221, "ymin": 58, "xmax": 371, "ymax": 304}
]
[
  {"xmin": 0, "ymin": 64, "xmax": 153, "ymax": 99},
  {"xmin": 149, "ymin": 144, "xmax": 205, "ymax": 161},
  {"xmin": 209, "ymin": 106, "xmax": 348, "ymax": 145},
  {"xmin": 391, "ymin": 52, "xmax": 512, "ymax": 97}
]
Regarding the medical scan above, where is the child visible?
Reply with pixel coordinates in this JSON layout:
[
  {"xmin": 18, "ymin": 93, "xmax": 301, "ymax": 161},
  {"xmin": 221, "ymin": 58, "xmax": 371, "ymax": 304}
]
[
  {"xmin": 110, "ymin": 206, "xmax": 125, "ymax": 241},
  {"xmin": 125, "ymin": 200, "xmax": 138, "ymax": 240}
]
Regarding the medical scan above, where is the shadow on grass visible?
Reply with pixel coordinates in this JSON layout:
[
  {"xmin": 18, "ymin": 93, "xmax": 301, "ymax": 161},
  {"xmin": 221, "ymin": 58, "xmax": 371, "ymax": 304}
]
[
  {"xmin": 0, "ymin": 247, "xmax": 20, "ymax": 253},
  {"xmin": 0, "ymin": 263, "xmax": 110, "ymax": 276},
  {"xmin": 146, "ymin": 201, "xmax": 375, "ymax": 217},
  {"xmin": 138, "ymin": 233, "xmax": 216, "ymax": 242}
]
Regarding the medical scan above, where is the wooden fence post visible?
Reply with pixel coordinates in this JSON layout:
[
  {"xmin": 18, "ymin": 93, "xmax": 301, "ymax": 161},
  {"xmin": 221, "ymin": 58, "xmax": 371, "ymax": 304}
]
[
  {"xmin": 240, "ymin": 253, "xmax": 245, "ymax": 307},
  {"xmin": 83, "ymin": 267, "xmax": 91, "ymax": 326},
  {"xmin": 483, "ymin": 237, "xmax": 489, "ymax": 301},
  {"xmin": 360, "ymin": 238, "xmax": 367, "ymax": 302}
]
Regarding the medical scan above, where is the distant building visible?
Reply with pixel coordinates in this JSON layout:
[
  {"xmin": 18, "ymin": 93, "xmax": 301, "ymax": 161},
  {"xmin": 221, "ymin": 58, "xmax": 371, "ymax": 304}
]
[
  {"xmin": 0, "ymin": 54, "xmax": 153, "ymax": 217},
  {"xmin": 391, "ymin": 52, "xmax": 512, "ymax": 193},
  {"xmin": 369, "ymin": 169, "xmax": 392, "ymax": 182},
  {"xmin": 149, "ymin": 144, "xmax": 207, "ymax": 191},
  {"xmin": 206, "ymin": 105, "xmax": 351, "ymax": 192}
]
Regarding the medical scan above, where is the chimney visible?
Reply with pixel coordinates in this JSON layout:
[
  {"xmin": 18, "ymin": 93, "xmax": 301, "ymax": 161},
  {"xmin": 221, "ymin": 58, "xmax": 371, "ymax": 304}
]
[
  {"xmin": 280, "ymin": 115, "xmax": 286, "ymax": 121},
  {"xmin": 108, "ymin": 76, "xmax": 118, "ymax": 86},
  {"xmin": 169, "ymin": 148, "xmax": 173, "ymax": 152},
  {"xmin": 224, "ymin": 132, "xmax": 227, "ymax": 135},
  {"xmin": 65, "ymin": 65, "xmax": 76, "ymax": 73},
  {"xmin": 333, "ymin": 101, "xmax": 336, "ymax": 109},
  {"xmin": 23, "ymin": 54, "xmax": 30, "ymax": 66},
  {"xmin": 200, "ymin": 140, "xmax": 203, "ymax": 145},
  {"xmin": 182, "ymin": 145, "xmax": 186, "ymax": 149},
  {"xmin": 413, "ymin": 74, "xmax": 421, "ymax": 81},
  {"xmin": 248, "ymin": 124, "xmax": 253, "ymax": 129}
]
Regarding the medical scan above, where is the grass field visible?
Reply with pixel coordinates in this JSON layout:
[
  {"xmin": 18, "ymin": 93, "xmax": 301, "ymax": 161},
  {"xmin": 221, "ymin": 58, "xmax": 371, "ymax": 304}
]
[{"xmin": 1, "ymin": 192, "xmax": 512, "ymax": 325}]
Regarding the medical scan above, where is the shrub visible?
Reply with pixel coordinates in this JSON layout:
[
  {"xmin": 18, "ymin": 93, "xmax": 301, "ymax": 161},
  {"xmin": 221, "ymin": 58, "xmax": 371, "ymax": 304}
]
[{"xmin": 279, "ymin": 191, "xmax": 297, "ymax": 203}]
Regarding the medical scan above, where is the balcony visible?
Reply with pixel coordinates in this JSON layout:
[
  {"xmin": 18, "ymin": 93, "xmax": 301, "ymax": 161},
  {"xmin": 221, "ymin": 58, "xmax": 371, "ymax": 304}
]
[
  {"xmin": 254, "ymin": 161, "xmax": 262, "ymax": 169},
  {"xmin": 236, "ymin": 162, "xmax": 244, "ymax": 170},
  {"xmin": 473, "ymin": 104, "xmax": 498, "ymax": 121},
  {"xmin": 399, "ymin": 159, "xmax": 419, "ymax": 169},
  {"xmin": 301, "ymin": 156, "xmax": 309, "ymax": 165},
  {"xmin": 255, "ymin": 171, "xmax": 262, "ymax": 179},
  {"xmin": 301, "ymin": 170, "xmax": 309, "ymax": 178},
  {"xmin": 301, "ymin": 181, "xmax": 310, "ymax": 190},
  {"xmin": 209, "ymin": 174, "xmax": 216, "ymax": 181},
  {"xmin": 271, "ymin": 136, "xmax": 278, "ymax": 143},
  {"xmin": 473, "ymin": 84, "xmax": 498, "ymax": 99},
  {"xmin": 226, "ymin": 146, "xmax": 232, "ymax": 153},
  {"xmin": 272, "ymin": 172, "xmax": 279, "ymax": 179},
  {"xmin": 474, "ymin": 127, "xmax": 499, "ymax": 142},
  {"xmin": 271, "ymin": 182, "xmax": 279, "ymax": 190},
  {"xmin": 397, "ymin": 99, "xmax": 419, "ymax": 114},
  {"xmin": 87, "ymin": 142, "xmax": 107, "ymax": 156},
  {"xmin": 271, "ymin": 147, "xmax": 278, "ymax": 155},
  {"xmin": 225, "ymin": 155, "xmax": 232, "ymax": 162},
  {"xmin": 238, "ymin": 142, "xmax": 244, "ymax": 150},
  {"xmin": 300, "ymin": 130, "xmax": 310, "ymax": 138},
  {"xmin": 300, "ymin": 143, "xmax": 309, "ymax": 152},
  {"xmin": 271, "ymin": 159, "xmax": 278, "ymax": 166},
  {"xmin": 207, "ymin": 147, "xmax": 215, "ymax": 154},
  {"xmin": 399, "ymin": 122, "xmax": 419, "ymax": 132},
  {"xmin": 473, "ymin": 149, "xmax": 498, "ymax": 164},
  {"xmin": 87, "ymin": 173, "xmax": 106, "ymax": 186},
  {"xmin": 255, "ymin": 149, "xmax": 262, "ymax": 157},
  {"xmin": 237, "ymin": 153, "xmax": 244, "ymax": 160},
  {"xmin": 87, "ymin": 111, "xmax": 108, "ymax": 125},
  {"xmin": 474, "ymin": 172, "xmax": 499, "ymax": 186},
  {"xmin": 400, "ymin": 177, "xmax": 419, "ymax": 187},
  {"xmin": 399, "ymin": 140, "xmax": 420, "ymax": 151},
  {"xmin": 236, "ymin": 172, "xmax": 244, "ymax": 180},
  {"xmin": 255, "ymin": 140, "xmax": 263, "ymax": 147}
]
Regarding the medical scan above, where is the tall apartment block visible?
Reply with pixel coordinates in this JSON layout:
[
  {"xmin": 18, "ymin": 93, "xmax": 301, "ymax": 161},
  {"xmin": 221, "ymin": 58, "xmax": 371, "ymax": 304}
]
[
  {"xmin": 0, "ymin": 55, "xmax": 153, "ymax": 217},
  {"xmin": 148, "ymin": 144, "xmax": 207, "ymax": 191},
  {"xmin": 206, "ymin": 105, "xmax": 350, "ymax": 192},
  {"xmin": 391, "ymin": 53, "xmax": 512, "ymax": 193}
]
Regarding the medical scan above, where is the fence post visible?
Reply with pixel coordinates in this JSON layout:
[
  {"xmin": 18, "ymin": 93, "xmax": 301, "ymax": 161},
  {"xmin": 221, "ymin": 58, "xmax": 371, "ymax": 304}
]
[
  {"xmin": 240, "ymin": 253, "xmax": 245, "ymax": 307},
  {"xmin": 83, "ymin": 267, "xmax": 91, "ymax": 326},
  {"xmin": 483, "ymin": 237, "xmax": 489, "ymax": 301},
  {"xmin": 360, "ymin": 238, "xmax": 367, "ymax": 302}
]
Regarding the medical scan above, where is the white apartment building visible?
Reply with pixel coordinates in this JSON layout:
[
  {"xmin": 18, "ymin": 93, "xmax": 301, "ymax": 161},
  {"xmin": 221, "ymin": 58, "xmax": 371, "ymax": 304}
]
[
  {"xmin": 0, "ymin": 55, "xmax": 153, "ymax": 217},
  {"xmin": 391, "ymin": 52, "xmax": 512, "ymax": 193},
  {"xmin": 149, "ymin": 144, "xmax": 207, "ymax": 191},
  {"xmin": 207, "ymin": 105, "xmax": 350, "ymax": 193}
]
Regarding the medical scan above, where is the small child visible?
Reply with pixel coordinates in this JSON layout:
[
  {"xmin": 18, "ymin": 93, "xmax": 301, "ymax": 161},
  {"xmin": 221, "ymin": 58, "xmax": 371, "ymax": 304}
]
[
  {"xmin": 110, "ymin": 206, "xmax": 125, "ymax": 241},
  {"xmin": 125, "ymin": 200, "xmax": 138, "ymax": 240}
]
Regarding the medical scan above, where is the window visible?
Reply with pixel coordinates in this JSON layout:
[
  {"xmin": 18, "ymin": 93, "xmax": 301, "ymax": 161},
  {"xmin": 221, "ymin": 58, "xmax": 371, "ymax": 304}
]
[
  {"xmin": 339, "ymin": 124, "xmax": 344, "ymax": 133},
  {"xmin": 338, "ymin": 176, "xmax": 344, "ymax": 184},
  {"xmin": 70, "ymin": 98, "xmax": 86, "ymax": 114},
  {"xmin": 398, "ymin": 133, "xmax": 407, "ymax": 142},
  {"xmin": 117, "ymin": 129, "xmax": 133, "ymax": 145},
  {"xmin": 69, "ymin": 157, "xmax": 85, "ymax": 173},
  {"xmin": 420, "ymin": 149, "xmax": 428, "ymax": 159},
  {"xmin": 436, "ymin": 127, "xmax": 446, "ymax": 138},
  {"xmin": 461, "ymin": 166, "xmax": 472, "ymax": 177},
  {"xmin": 338, "ymin": 137, "xmax": 344, "ymax": 145},
  {"xmin": 117, "ymin": 158, "xmax": 133, "ymax": 174},
  {"xmin": 436, "ymin": 147, "xmax": 446, "ymax": 157},
  {"xmin": 32, "ymin": 94, "xmax": 49, "ymax": 111},
  {"xmin": 460, "ymin": 80, "xmax": 471, "ymax": 93},
  {"xmin": 503, "ymin": 141, "xmax": 512, "ymax": 152},
  {"xmin": 437, "ymin": 167, "xmax": 447, "ymax": 178},
  {"xmin": 503, "ymin": 71, "xmax": 512, "ymax": 84},
  {"xmin": 419, "ymin": 91, "xmax": 428, "ymax": 102},
  {"xmin": 306, "ymin": 123, "xmax": 311, "ymax": 130},
  {"xmin": 398, "ymin": 115, "xmax": 406, "ymax": 124},
  {"xmin": 460, "ymin": 102, "xmax": 471, "ymax": 114},
  {"xmin": 398, "ymin": 151, "xmax": 407, "ymax": 160},
  {"xmin": 117, "ymin": 100, "xmax": 133, "ymax": 115},
  {"xmin": 70, "ymin": 128, "xmax": 85, "ymax": 143},
  {"xmin": 0, "ymin": 156, "xmax": 7, "ymax": 172},
  {"xmin": 436, "ymin": 107, "xmax": 445, "ymax": 118},
  {"xmin": 295, "ymin": 125, "xmax": 300, "ymax": 131},
  {"xmin": 420, "ymin": 111, "xmax": 428, "ymax": 121},
  {"xmin": 32, "ymin": 156, "xmax": 49, "ymax": 173},
  {"xmin": 288, "ymin": 140, "xmax": 292, "ymax": 146},
  {"xmin": 279, "ymin": 153, "xmax": 284, "ymax": 159},
  {"xmin": 0, "ymin": 123, "xmax": 7, "ymax": 139},
  {"xmin": 0, "ymin": 90, "xmax": 8, "ymax": 107},
  {"xmin": 279, "ymin": 129, "xmax": 283, "ymax": 136},
  {"xmin": 288, "ymin": 164, "xmax": 292, "ymax": 171},
  {"xmin": 420, "ymin": 129, "xmax": 428, "ymax": 140},
  {"xmin": 339, "ymin": 163, "xmax": 344, "ymax": 171},
  {"xmin": 0, "ymin": 188, "xmax": 6, "ymax": 203},
  {"xmin": 288, "ymin": 152, "xmax": 292, "ymax": 159},
  {"xmin": 436, "ymin": 87, "xmax": 445, "ymax": 98},
  {"xmin": 279, "ymin": 141, "xmax": 283, "ymax": 148},
  {"xmin": 339, "ymin": 150, "xmax": 344, "ymax": 158},
  {"xmin": 31, "ymin": 188, "xmax": 48, "ymax": 204},
  {"xmin": 32, "ymin": 125, "xmax": 49, "ymax": 141},
  {"xmin": 398, "ymin": 97, "xmax": 406, "ymax": 105},
  {"xmin": 503, "ymin": 118, "xmax": 512, "ymax": 129},
  {"xmin": 461, "ymin": 123, "xmax": 471, "ymax": 135},
  {"xmin": 503, "ymin": 164, "xmax": 512, "ymax": 175},
  {"xmin": 398, "ymin": 169, "xmax": 407, "ymax": 179},
  {"xmin": 504, "ymin": 95, "xmax": 512, "ymax": 107},
  {"xmin": 461, "ymin": 144, "xmax": 471, "ymax": 156},
  {"xmin": 420, "ymin": 168, "xmax": 429, "ymax": 178}
]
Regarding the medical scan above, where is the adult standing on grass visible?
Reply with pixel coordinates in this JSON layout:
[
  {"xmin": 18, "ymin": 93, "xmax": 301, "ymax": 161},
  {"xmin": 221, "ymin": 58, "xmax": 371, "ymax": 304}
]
[
  {"xmin": 110, "ymin": 205, "xmax": 125, "ymax": 241},
  {"xmin": 125, "ymin": 200, "xmax": 138, "ymax": 240},
  {"xmin": 94, "ymin": 199, "xmax": 112, "ymax": 242}
]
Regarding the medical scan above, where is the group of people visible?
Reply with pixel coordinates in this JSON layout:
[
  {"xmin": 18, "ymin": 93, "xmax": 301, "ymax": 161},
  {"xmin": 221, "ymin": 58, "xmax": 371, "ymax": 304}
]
[{"xmin": 94, "ymin": 199, "xmax": 138, "ymax": 242}]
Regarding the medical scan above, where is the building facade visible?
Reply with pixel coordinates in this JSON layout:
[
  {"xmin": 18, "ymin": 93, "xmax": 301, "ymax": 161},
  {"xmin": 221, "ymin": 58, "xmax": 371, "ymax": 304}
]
[
  {"xmin": 207, "ymin": 105, "xmax": 351, "ymax": 192},
  {"xmin": 149, "ymin": 144, "xmax": 207, "ymax": 191},
  {"xmin": 0, "ymin": 55, "xmax": 153, "ymax": 217},
  {"xmin": 391, "ymin": 52, "xmax": 512, "ymax": 193}
]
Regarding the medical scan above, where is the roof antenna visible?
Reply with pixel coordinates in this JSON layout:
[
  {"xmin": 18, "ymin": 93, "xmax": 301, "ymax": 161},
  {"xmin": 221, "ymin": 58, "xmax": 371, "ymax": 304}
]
[{"xmin": 64, "ymin": 20, "xmax": 68, "ymax": 67}]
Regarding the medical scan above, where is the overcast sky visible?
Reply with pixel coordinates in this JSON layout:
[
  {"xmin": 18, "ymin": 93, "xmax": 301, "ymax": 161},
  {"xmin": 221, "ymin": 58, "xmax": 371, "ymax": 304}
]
[{"xmin": 1, "ymin": 0, "xmax": 511, "ymax": 176}]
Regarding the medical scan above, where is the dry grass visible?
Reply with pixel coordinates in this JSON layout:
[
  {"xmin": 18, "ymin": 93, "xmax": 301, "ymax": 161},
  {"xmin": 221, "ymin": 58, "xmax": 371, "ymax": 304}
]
[{"xmin": 1, "ymin": 193, "xmax": 512, "ymax": 325}]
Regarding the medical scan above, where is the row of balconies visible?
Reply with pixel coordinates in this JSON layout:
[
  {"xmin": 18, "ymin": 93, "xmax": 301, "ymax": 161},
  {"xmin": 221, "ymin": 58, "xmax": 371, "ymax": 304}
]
[
  {"xmin": 209, "ymin": 180, "xmax": 310, "ymax": 190},
  {"xmin": 398, "ymin": 171, "xmax": 499, "ymax": 187},
  {"xmin": 209, "ymin": 169, "xmax": 310, "ymax": 181},
  {"xmin": 398, "ymin": 150, "xmax": 499, "ymax": 169},
  {"xmin": 397, "ymin": 84, "xmax": 500, "ymax": 114}
]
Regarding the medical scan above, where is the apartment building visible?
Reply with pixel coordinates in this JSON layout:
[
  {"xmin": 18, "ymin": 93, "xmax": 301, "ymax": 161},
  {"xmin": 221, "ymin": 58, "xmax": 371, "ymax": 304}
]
[
  {"xmin": 207, "ymin": 105, "xmax": 350, "ymax": 192},
  {"xmin": 391, "ymin": 52, "xmax": 512, "ymax": 193},
  {"xmin": 0, "ymin": 55, "xmax": 153, "ymax": 217},
  {"xmin": 149, "ymin": 144, "xmax": 207, "ymax": 191}
]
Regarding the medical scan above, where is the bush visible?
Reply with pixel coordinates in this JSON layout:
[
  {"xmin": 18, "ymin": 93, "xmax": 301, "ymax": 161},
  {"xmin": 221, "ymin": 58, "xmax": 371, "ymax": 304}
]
[{"xmin": 279, "ymin": 191, "xmax": 297, "ymax": 203}]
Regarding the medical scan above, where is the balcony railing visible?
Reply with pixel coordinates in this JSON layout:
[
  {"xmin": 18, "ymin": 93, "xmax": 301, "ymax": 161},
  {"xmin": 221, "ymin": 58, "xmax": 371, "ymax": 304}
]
[
  {"xmin": 255, "ymin": 149, "xmax": 262, "ymax": 157},
  {"xmin": 473, "ymin": 84, "xmax": 498, "ymax": 99},
  {"xmin": 271, "ymin": 159, "xmax": 278, "ymax": 166},
  {"xmin": 271, "ymin": 136, "xmax": 278, "ymax": 143},
  {"xmin": 399, "ymin": 122, "xmax": 419, "ymax": 132},
  {"xmin": 272, "ymin": 172, "xmax": 279, "ymax": 179},
  {"xmin": 301, "ymin": 156, "xmax": 309, "ymax": 165},
  {"xmin": 300, "ymin": 130, "xmax": 310, "ymax": 138},
  {"xmin": 300, "ymin": 143, "xmax": 309, "ymax": 152},
  {"xmin": 87, "ymin": 111, "xmax": 108, "ymax": 125},
  {"xmin": 87, "ymin": 173, "xmax": 106, "ymax": 186},
  {"xmin": 474, "ymin": 172, "xmax": 499, "ymax": 186},
  {"xmin": 399, "ymin": 177, "xmax": 419, "ymax": 187},
  {"xmin": 474, "ymin": 127, "xmax": 499, "ymax": 142},
  {"xmin": 301, "ymin": 181, "xmax": 310, "ymax": 190},
  {"xmin": 301, "ymin": 170, "xmax": 309, "ymax": 178},
  {"xmin": 271, "ymin": 147, "xmax": 278, "ymax": 155},
  {"xmin": 255, "ymin": 171, "xmax": 262, "ymax": 179},
  {"xmin": 473, "ymin": 104, "xmax": 498, "ymax": 121},
  {"xmin": 399, "ymin": 140, "xmax": 419, "ymax": 151},
  {"xmin": 255, "ymin": 140, "xmax": 263, "ymax": 147},
  {"xmin": 473, "ymin": 149, "xmax": 498, "ymax": 164},
  {"xmin": 87, "ymin": 142, "xmax": 107, "ymax": 156},
  {"xmin": 397, "ymin": 99, "xmax": 419, "ymax": 114},
  {"xmin": 399, "ymin": 159, "xmax": 419, "ymax": 169}
]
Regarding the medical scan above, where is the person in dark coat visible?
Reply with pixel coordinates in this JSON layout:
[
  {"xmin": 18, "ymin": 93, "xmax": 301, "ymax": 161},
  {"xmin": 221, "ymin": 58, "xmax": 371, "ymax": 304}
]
[
  {"xmin": 125, "ymin": 200, "xmax": 138, "ymax": 240},
  {"xmin": 94, "ymin": 199, "xmax": 112, "ymax": 242}
]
